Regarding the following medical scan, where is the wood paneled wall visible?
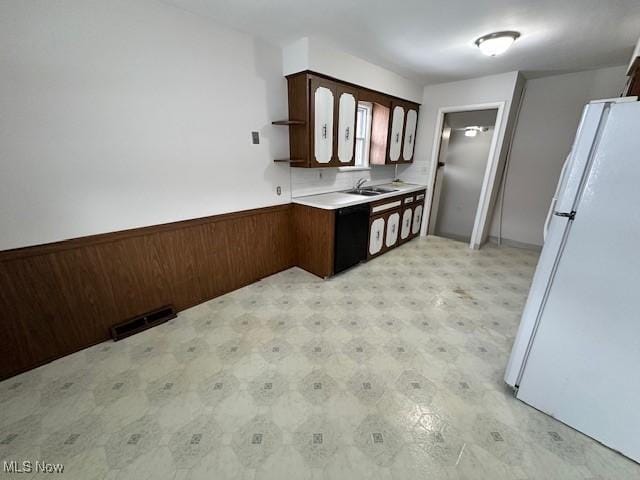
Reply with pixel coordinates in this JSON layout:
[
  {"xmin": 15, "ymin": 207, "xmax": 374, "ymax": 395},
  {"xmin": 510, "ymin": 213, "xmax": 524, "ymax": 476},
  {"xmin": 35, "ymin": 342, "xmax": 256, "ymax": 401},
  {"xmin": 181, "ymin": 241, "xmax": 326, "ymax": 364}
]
[{"xmin": 0, "ymin": 205, "xmax": 295, "ymax": 380}]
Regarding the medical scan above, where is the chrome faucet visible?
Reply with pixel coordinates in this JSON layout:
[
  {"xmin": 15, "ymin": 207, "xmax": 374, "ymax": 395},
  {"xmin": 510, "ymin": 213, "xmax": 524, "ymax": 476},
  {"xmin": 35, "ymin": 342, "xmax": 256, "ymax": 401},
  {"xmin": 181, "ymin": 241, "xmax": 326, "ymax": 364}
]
[{"xmin": 354, "ymin": 177, "xmax": 367, "ymax": 190}]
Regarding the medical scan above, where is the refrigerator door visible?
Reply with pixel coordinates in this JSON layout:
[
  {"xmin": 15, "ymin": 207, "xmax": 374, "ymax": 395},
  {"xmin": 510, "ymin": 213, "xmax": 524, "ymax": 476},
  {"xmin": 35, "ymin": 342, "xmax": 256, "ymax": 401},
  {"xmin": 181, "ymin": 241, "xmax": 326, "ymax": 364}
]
[
  {"xmin": 554, "ymin": 102, "xmax": 607, "ymax": 216},
  {"xmin": 504, "ymin": 102, "xmax": 608, "ymax": 388},
  {"xmin": 543, "ymin": 154, "xmax": 570, "ymax": 241},
  {"xmin": 516, "ymin": 101, "xmax": 640, "ymax": 461}
]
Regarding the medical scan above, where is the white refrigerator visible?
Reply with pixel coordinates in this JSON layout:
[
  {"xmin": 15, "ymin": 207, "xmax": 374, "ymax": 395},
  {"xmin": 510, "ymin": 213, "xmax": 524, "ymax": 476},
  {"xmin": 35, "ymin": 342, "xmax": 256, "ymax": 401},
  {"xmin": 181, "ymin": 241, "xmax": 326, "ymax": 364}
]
[{"xmin": 504, "ymin": 98, "xmax": 640, "ymax": 462}]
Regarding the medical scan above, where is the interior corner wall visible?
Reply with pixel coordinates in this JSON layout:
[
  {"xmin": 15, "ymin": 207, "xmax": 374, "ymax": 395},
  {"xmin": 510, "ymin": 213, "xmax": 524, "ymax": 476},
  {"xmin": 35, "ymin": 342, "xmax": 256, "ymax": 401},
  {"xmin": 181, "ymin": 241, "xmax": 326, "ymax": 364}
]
[
  {"xmin": 401, "ymin": 71, "xmax": 522, "ymax": 237},
  {"xmin": 0, "ymin": 0, "xmax": 291, "ymax": 251},
  {"xmin": 282, "ymin": 37, "xmax": 423, "ymax": 103},
  {"xmin": 481, "ymin": 72, "xmax": 526, "ymax": 243},
  {"xmin": 488, "ymin": 65, "xmax": 627, "ymax": 247}
]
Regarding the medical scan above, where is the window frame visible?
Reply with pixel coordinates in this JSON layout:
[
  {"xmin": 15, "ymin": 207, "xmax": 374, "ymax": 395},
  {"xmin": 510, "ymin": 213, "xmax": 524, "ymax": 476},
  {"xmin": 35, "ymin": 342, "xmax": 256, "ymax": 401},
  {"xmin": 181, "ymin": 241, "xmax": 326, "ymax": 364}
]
[{"xmin": 340, "ymin": 102, "xmax": 373, "ymax": 171}]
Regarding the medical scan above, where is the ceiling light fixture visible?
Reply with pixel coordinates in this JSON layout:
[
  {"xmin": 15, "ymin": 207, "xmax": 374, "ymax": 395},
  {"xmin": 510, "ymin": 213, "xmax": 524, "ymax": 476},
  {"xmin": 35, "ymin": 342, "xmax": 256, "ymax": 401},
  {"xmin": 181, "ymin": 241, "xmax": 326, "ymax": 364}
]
[
  {"xmin": 463, "ymin": 126, "xmax": 489, "ymax": 137},
  {"xmin": 474, "ymin": 31, "xmax": 520, "ymax": 56}
]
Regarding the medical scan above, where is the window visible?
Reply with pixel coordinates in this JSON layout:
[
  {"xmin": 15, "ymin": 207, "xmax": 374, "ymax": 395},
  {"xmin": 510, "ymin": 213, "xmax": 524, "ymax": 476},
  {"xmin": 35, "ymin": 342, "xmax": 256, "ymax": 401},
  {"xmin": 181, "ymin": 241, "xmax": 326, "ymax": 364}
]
[{"xmin": 354, "ymin": 102, "xmax": 372, "ymax": 168}]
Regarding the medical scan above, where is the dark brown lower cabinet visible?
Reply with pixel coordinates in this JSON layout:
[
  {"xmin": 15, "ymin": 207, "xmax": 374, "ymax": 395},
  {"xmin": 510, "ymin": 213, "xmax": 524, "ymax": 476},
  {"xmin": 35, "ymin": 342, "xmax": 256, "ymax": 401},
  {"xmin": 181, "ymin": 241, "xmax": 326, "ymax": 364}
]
[{"xmin": 292, "ymin": 204, "xmax": 335, "ymax": 278}]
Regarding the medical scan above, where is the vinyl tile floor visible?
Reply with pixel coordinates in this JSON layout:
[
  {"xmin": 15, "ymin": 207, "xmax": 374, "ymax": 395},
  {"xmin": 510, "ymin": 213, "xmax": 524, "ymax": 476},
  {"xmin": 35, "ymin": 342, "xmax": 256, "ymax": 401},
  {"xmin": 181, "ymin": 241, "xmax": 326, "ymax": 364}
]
[{"xmin": 1, "ymin": 236, "xmax": 639, "ymax": 479}]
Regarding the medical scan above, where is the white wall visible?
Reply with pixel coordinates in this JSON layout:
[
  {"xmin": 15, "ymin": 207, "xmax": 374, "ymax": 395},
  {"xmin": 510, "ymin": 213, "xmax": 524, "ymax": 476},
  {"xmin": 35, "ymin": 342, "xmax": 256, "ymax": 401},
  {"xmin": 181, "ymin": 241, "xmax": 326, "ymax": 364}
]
[
  {"xmin": 283, "ymin": 37, "xmax": 423, "ymax": 103},
  {"xmin": 489, "ymin": 65, "xmax": 627, "ymax": 247},
  {"xmin": 291, "ymin": 165, "xmax": 397, "ymax": 198},
  {"xmin": 435, "ymin": 127, "xmax": 495, "ymax": 241},
  {"xmin": 0, "ymin": 0, "xmax": 290, "ymax": 250},
  {"xmin": 401, "ymin": 71, "xmax": 524, "ymax": 240}
]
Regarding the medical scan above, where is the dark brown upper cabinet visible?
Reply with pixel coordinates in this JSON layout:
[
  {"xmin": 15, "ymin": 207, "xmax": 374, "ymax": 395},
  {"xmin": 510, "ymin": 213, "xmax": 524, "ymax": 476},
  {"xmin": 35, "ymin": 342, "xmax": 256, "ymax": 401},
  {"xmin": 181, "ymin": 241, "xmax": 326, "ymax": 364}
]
[
  {"xmin": 387, "ymin": 100, "xmax": 419, "ymax": 164},
  {"xmin": 280, "ymin": 72, "xmax": 357, "ymax": 167},
  {"xmin": 625, "ymin": 55, "xmax": 640, "ymax": 97},
  {"xmin": 278, "ymin": 71, "xmax": 419, "ymax": 168}
]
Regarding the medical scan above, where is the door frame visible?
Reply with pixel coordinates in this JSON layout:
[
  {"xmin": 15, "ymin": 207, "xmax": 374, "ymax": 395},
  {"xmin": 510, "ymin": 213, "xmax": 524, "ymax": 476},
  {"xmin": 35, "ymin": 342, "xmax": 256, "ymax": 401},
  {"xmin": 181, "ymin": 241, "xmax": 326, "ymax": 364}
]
[{"xmin": 423, "ymin": 101, "xmax": 506, "ymax": 249}]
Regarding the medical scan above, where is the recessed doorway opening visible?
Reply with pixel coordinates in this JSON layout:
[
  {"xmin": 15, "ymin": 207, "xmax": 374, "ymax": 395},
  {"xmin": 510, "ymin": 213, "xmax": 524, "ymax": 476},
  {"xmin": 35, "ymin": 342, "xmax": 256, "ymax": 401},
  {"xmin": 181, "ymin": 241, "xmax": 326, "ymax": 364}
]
[{"xmin": 425, "ymin": 102, "xmax": 505, "ymax": 248}]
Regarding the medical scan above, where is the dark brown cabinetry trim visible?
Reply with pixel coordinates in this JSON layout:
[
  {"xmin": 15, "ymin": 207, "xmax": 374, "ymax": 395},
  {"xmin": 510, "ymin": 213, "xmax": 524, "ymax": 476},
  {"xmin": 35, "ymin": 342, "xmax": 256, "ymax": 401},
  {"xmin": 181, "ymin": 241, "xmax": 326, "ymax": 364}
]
[
  {"xmin": 285, "ymin": 73, "xmax": 311, "ymax": 165},
  {"xmin": 367, "ymin": 190, "xmax": 425, "ymax": 258},
  {"xmin": 368, "ymin": 210, "xmax": 394, "ymax": 259},
  {"xmin": 283, "ymin": 71, "xmax": 420, "ymax": 168},
  {"xmin": 625, "ymin": 58, "xmax": 640, "ymax": 96},
  {"xmin": 272, "ymin": 120, "xmax": 305, "ymax": 126},
  {"xmin": 622, "ymin": 57, "xmax": 640, "ymax": 97},
  {"xmin": 335, "ymin": 82, "xmax": 359, "ymax": 166},
  {"xmin": 308, "ymin": 76, "xmax": 346, "ymax": 167},
  {"xmin": 292, "ymin": 204, "xmax": 335, "ymax": 278},
  {"xmin": 386, "ymin": 100, "xmax": 419, "ymax": 164},
  {"xmin": 292, "ymin": 70, "xmax": 420, "ymax": 106},
  {"xmin": 398, "ymin": 194, "xmax": 415, "ymax": 246}
]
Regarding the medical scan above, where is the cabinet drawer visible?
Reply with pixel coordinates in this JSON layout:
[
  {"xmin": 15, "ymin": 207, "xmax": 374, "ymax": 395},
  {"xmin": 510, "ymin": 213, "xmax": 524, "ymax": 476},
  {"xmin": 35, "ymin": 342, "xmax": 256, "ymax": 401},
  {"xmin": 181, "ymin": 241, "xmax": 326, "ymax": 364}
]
[{"xmin": 371, "ymin": 199, "xmax": 402, "ymax": 214}]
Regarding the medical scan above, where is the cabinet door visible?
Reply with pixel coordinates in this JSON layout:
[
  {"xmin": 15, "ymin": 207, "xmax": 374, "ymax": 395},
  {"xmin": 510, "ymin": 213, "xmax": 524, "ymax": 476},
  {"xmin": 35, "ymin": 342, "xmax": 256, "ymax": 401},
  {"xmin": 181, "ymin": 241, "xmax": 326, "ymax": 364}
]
[
  {"xmin": 385, "ymin": 212, "xmax": 400, "ymax": 248},
  {"xmin": 412, "ymin": 204, "xmax": 423, "ymax": 235},
  {"xmin": 388, "ymin": 105, "xmax": 405, "ymax": 162},
  {"xmin": 400, "ymin": 207, "xmax": 413, "ymax": 240},
  {"xmin": 312, "ymin": 80, "xmax": 334, "ymax": 165},
  {"xmin": 402, "ymin": 109, "xmax": 418, "ymax": 162},
  {"xmin": 337, "ymin": 87, "xmax": 357, "ymax": 164},
  {"xmin": 369, "ymin": 217, "xmax": 385, "ymax": 256}
]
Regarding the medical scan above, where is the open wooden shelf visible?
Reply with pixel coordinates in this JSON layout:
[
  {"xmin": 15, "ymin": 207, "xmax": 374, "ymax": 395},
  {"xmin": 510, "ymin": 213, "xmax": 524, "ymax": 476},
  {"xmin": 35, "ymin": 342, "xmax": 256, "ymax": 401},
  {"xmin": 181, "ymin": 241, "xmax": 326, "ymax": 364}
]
[
  {"xmin": 274, "ymin": 158, "xmax": 305, "ymax": 164},
  {"xmin": 272, "ymin": 120, "xmax": 306, "ymax": 126}
]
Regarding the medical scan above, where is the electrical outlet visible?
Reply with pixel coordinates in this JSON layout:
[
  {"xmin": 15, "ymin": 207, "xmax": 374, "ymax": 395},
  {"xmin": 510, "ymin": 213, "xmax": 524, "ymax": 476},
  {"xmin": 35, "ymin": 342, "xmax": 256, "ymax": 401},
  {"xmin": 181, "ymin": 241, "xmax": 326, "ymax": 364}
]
[
  {"xmin": 251, "ymin": 131, "xmax": 260, "ymax": 144},
  {"xmin": 276, "ymin": 186, "xmax": 282, "ymax": 196}
]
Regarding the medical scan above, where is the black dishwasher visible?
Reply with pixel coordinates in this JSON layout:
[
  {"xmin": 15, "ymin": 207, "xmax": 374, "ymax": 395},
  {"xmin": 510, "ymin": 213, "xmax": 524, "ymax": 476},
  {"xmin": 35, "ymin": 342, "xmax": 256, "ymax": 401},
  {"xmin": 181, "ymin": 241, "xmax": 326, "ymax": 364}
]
[{"xmin": 334, "ymin": 204, "xmax": 369, "ymax": 274}]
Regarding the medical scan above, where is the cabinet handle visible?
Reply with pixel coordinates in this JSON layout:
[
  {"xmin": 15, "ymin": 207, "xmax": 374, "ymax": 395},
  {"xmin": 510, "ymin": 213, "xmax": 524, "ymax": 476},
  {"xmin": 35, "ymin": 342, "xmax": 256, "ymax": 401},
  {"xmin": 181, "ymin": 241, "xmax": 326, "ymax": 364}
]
[
  {"xmin": 345, "ymin": 127, "xmax": 350, "ymax": 141},
  {"xmin": 408, "ymin": 134, "xmax": 413, "ymax": 144},
  {"xmin": 376, "ymin": 231, "xmax": 380, "ymax": 241},
  {"xmin": 395, "ymin": 132, "xmax": 400, "ymax": 143},
  {"xmin": 322, "ymin": 124, "xmax": 327, "ymax": 139},
  {"xmin": 392, "ymin": 225, "xmax": 396, "ymax": 233}
]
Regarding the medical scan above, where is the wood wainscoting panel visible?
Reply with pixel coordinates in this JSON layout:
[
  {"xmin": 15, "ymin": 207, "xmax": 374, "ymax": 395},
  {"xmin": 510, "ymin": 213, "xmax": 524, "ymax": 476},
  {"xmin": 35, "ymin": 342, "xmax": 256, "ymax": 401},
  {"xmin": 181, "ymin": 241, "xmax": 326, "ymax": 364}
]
[
  {"xmin": 0, "ymin": 205, "xmax": 295, "ymax": 379},
  {"xmin": 292, "ymin": 204, "xmax": 335, "ymax": 278}
]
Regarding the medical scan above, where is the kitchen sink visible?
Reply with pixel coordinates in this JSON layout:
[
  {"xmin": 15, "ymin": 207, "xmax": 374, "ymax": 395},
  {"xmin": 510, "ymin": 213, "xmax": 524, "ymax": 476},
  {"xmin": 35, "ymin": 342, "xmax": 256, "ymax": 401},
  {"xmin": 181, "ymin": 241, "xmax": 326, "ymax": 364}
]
[
  {"xmin": 344, "ymin": 186, "xmax": 399, "ymax": 196},
  {"xmin": 366, "ymin": 186, "xmax": 398, "ymax": 193},
  {"xmin": 344, "ymin": 189, "xmax": 382, "ymax": 196}
]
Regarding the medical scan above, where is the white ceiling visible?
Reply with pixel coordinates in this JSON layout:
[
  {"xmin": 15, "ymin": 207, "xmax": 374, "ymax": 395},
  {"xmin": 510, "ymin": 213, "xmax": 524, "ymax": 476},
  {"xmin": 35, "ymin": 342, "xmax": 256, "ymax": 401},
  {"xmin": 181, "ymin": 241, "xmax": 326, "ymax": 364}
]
[{"xmin": 166, "ymin": 0, "xmax": 640, "ymax": 85}]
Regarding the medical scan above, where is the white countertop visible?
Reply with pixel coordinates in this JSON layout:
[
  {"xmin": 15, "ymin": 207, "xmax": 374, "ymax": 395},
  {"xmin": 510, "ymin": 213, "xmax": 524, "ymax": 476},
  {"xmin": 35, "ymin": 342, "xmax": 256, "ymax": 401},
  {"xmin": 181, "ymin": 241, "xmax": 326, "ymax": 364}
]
[{"xmin": 292, "ymin": 182, "xmax": 427, "ymax": 210}]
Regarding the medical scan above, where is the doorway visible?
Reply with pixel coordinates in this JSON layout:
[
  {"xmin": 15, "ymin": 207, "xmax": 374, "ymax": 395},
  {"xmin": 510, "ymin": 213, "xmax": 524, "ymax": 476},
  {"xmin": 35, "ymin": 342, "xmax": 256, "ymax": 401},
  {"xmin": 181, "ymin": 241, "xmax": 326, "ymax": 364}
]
[{"xmin": 426, "ymin": 103, "xmax": 505, "ymax": 248}]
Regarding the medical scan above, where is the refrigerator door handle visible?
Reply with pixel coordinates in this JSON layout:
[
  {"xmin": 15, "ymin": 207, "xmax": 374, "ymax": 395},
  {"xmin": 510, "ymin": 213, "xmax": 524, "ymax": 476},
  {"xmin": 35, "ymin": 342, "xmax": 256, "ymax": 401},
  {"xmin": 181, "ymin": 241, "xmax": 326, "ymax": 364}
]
[
  {"xmin": 543, "ymin": 198, "xmax": 557, "ymax": 241},
  {"xmin": 554, "ymin": 211, "xmax": 576, "ymax": 220}
]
